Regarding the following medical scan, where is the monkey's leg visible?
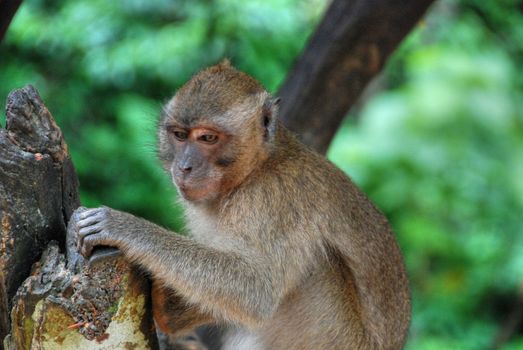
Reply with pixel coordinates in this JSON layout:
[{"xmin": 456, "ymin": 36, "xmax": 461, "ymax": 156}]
[{"xmin": 152, "ymin": 280, "xmax": 214, "ymax": 337}]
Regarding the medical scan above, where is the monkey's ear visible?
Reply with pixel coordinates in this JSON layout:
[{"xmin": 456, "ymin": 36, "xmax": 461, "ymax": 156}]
[
  {"xmin": 160, "ymin": 96, "xmax": 177, "ymax": 123},
  {"xmin": 219, "ymin": 58, "xmax": 232, "ymax": 68},
  {"xmin": 262, "ymin": 97, "xmax": 280, "ymax": 141}
]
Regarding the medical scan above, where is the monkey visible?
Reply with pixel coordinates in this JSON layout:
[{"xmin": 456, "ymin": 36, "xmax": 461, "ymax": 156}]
[{"xmin": 70, "ymin": 60, "xmax": 411, "ymax": 349}]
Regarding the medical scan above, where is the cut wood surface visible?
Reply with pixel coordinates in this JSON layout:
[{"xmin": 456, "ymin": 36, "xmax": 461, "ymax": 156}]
[{"xmin": 5, "ymin": 241, "xmax": 157, "ymax": 350}]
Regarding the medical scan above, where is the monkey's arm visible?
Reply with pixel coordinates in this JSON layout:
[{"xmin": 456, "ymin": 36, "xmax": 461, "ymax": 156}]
[{"xmin": 72, "ymin": 206, "xmax": 280, "ymax": 327}]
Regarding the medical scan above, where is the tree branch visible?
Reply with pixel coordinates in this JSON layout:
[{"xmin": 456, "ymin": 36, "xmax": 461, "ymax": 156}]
[
  {"xmin": 0, "ymin": 0, "xmax": 23, "ymax": 43},
  {"xmin": 278, "ymin": 0, "xmax": 435, "ymax": 154}
]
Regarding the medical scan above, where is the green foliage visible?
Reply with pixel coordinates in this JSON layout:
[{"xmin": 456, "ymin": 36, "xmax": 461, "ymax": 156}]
[
  {"xmin": 329, "ymin": 0, "xmax": 523, "ymax": 348},
  {"xmin": 1, "ymin": 0, "xmax": 522, "ymax": 348}
]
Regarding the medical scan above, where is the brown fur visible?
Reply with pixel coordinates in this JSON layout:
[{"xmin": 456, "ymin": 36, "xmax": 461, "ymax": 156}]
[{"xmin": 72, "ymin": 61, "xmax": 411, "ymax": 350}]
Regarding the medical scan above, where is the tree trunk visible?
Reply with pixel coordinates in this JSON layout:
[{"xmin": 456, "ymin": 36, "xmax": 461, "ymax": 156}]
[
  {"xmin": 278, "ymin": 0, "xmax": 436, "ymax": 154},
  {"xmin": 0, "ymin": 0, "xmax": 23, "ymax": 43},
  {"xmin": 0, "ymin": 86, "xmax": 158, "ymax": 350},
  {"xmin": 0, "ymin": 85, "xmax": 80, "ymax": 343}
]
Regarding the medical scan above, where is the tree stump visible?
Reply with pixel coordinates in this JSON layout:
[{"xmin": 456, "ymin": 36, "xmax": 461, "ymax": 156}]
[
  {"xmin": 0, "ymin": 86, "xmax": 158, "ymax": 349},
  {"xmin": 5, "ymin": 241, "xmax": 157, "ymax": 350}
]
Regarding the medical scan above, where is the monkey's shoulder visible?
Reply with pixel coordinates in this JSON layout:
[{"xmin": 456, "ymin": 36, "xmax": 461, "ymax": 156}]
[
  {"xmin": 266, "ymin": 145, "xmax": 356, "ymax": 197},
  {"xmin": 227, "ymin": 147, "xmax": 357, "ymax": 219}
]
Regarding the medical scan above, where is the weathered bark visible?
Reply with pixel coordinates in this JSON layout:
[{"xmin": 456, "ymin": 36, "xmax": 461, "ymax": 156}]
[
  {"xmin": 278, "ymin": 0, "xmax": 436, "ymax": 154},
  {"xmin": 0, "ymin": 86, "xmax": 158, "ymax": 349},
  {"xmin": 0, "ymin": 85, "xmax": 80, "ymax": 343},
  {"xmin": 0, "ymin": 0, "xmax": 23, "ymax": 43}
]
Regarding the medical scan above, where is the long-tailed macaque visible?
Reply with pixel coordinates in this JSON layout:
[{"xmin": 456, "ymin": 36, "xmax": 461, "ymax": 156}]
[{"xmin": 70, "ymin": 60, "xmax": 411, "ymax": 349}]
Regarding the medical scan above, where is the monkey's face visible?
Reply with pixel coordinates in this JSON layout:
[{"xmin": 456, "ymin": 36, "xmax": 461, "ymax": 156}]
[
  {"xmin": 157, "ymin": 61, "xmax": 278, "ymax": 203},
  {"xmin": 158, "ymin": 106, "xmax": 271, "ymax": 204},
  {"xmin": 160, "ymin": 124, "xmax": 233, "ymax": 202}
]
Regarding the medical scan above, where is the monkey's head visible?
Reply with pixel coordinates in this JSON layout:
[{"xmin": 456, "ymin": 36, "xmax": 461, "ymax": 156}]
[{"xmin": 158, "ymin": 60, "xmax": 280, "ymax": 203}]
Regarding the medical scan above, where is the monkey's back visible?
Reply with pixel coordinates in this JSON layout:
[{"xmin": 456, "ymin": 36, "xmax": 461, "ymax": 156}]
[{"xmin": 239, "ymin": 127, "xmax": 411, "ymax": 349}]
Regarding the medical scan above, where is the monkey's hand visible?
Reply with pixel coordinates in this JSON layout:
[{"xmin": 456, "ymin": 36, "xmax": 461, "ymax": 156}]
[{"xmin": 71, "ymin": 206, "xmax": 142, "ymax": 259}]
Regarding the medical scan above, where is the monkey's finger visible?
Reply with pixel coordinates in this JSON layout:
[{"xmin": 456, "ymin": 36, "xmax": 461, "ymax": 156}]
[
  {"xmin": 69, "ymin": 207, "xmax": 88, "ymax": 228},
  {"xmin": 78, "ymin": 223, "xmax": 104, "ymax": 236},
  {"xmin": 77, "ymin": 215, "xmax": 102, "ymax": 228},
  {"xmin": 72, "ymin": 206, "xmax": 88, "ymax": 216},
  {"xmin": 78, "ymin": 207, "xmax": 104, "ymax": 220},
  {"xmin": 81, "ymin": 233, "xmax": 118, "ymax": 258},
  {"xmin": 80, "ymin": 234, "xmax": 105, "ymax": 258},
  {"xmin": 80, "ymin": 242, "xmax": 92, "ymax": 258},
  {"xmin": 77, "ymin": 224, "xmax": 104, "ymax": 250},
  {"xmin": 88, "ymin": 247, "xmax": 122, "ymax": 266}
]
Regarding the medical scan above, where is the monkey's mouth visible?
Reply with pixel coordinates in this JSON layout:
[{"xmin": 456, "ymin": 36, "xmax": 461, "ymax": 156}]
[{"xmin": 175, "ymin": 180, "xmax": 216, "ymax": 202}]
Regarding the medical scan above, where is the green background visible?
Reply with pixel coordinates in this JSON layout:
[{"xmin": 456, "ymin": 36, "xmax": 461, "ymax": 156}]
[{"xmin": 1, "ymin": 0, "xmax": 522, "ymax": 348}]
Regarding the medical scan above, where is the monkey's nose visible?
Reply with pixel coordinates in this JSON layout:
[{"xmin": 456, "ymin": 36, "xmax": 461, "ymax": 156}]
[{"xmin": 179, "ymin": 164, "xmax": 192, "ymax": 173}]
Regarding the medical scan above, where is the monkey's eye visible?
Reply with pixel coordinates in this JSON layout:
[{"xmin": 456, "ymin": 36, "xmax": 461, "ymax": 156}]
[
  {"xmin": 173, "ymin": 130, "xmax": 188, "ymax": 141},
  {"xmin": 198, "ymin": 134, "xmax": 218, "ymax": 144}
]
